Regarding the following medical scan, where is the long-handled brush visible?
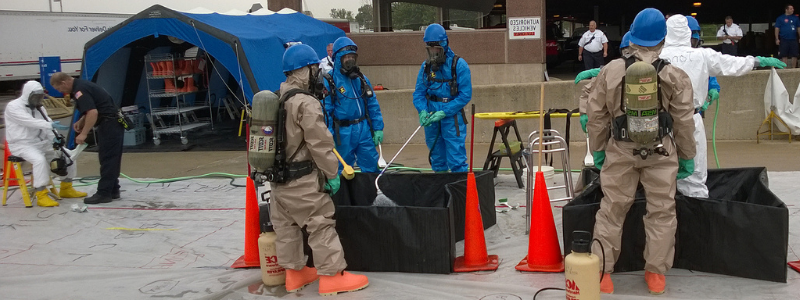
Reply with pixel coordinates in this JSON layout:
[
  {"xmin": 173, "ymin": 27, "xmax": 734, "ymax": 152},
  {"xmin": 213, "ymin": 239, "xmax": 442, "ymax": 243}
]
[{"xmin": 373, "ymin": 125, "xmax": 424, "ymax": 206}]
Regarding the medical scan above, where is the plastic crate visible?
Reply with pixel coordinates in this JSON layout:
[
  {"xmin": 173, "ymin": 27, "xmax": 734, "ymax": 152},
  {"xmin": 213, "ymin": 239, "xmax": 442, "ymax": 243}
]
[{"xmin": 123, "ymin": 127, "xmax": 146, "ymax": 146}]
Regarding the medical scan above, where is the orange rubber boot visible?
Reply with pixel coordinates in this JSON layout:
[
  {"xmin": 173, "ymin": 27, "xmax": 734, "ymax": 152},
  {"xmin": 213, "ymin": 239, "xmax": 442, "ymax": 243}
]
[
  {"xmin": 285, "ymin": 266, "xmax": 319, "ymax": 293},
  {"xmin": 600, "ymin": 273, "xmax": 614, "ymax": 294},
  {"xmin": 318, "ymin": 271, "xmax": 369, "ymax": 296},
  {"xmin": 164, "ymin": 79, "xmax": 176, "ymax": 93},
  {"xmin": 644, "ymin": 271, "xmax": 666, "ymax": 295}
]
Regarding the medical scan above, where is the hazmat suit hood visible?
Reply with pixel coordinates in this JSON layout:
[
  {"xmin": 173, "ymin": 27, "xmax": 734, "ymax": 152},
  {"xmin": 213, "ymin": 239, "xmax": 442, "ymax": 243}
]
[
  {"xmin": 628, "ymin": 42, "xmax": 664, "ymax": 64},
  {"xmin": 20, "ymin": 81, "xmax": 45, "ymax": 108},
  {"xmin": 281, "ymin": 66, "xmax": 313, "ymax": 92},
  {"xmin": 4, "ymin": 80, "xmax": 55, "ymax": 150},
  {"xmin": 665, "ymin": 15, "xmax": 692, "ymax": 48}
]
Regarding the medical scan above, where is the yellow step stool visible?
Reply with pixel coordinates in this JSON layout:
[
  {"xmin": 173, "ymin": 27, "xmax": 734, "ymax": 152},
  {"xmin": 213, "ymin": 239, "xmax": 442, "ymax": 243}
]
[{"xmin": 3, "ymin": 155, "xmax": 60, "ymax": 207}]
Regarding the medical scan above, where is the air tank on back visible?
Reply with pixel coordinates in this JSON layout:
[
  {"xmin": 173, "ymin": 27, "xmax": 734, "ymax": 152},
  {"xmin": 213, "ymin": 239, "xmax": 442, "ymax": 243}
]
[
  {"xmin": 248, "ymin": 90, "xmax": 280, "ymax": 173},
  {"xmin": 624, "ymin": 61, "xmax": 660, "ymax": 145}
]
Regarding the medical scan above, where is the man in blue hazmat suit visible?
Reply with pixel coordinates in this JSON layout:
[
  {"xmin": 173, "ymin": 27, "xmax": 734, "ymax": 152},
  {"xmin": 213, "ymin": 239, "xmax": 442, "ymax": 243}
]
[
  {"xmin": 413, "ymin": 24, "xmax": 472, "ymax": 173},
  {"xmin": 322, "ymin": 37, "xmax": 384, "ymax": 173}
]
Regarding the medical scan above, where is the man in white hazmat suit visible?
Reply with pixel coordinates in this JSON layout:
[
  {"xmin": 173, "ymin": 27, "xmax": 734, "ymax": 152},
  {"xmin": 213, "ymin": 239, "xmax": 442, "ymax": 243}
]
[
  {"xmin": 4, "ymin": 81, "xmax": 87, "ymax": 207},
  {"xmin": 659, "ymin": 15, "xmax": 786, "ymax": 198}
]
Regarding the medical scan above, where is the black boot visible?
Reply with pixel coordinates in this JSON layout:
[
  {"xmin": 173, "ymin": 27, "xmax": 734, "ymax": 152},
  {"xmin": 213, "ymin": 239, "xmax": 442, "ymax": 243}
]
[
  {"xmin": 112, "ymin": 190, "xmax": 121, "ymax": 200},
  {"xmin": 84, "ymin": 193, "xmax": 113, "ymax": 204}
]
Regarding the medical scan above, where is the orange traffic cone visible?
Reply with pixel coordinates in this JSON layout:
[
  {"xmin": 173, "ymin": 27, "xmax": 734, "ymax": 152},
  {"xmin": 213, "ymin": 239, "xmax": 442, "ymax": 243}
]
[
  {"xmin": 790, "ymin": 260, "xmax": 800, "ymax": 274},
  {"xmin": 454, "ymin": 104, "xmax": 499, "ymax": 272},
  {"xmin": 517, "ymin": 82, "xmax": 564, "ymax": 272},
  {"xmin": 515, "ymin": 170, "xmax": 565, "ymax": 272},
  {"xmin": 3, "ymin": 141, "xmax": 19, "ymax": 187},
  {"xmin": 453, "ymin": 172, "xmax": 500, "ymax": 272},
  {"xmin": 231, "ymin": 177, "xmax": 261, "ymax": 268}
]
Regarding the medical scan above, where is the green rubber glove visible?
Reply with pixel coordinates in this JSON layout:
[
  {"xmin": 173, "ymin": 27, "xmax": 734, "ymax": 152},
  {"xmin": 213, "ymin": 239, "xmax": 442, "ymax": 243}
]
[
  {"xmin": 325, "ymin": 176, "xmax": 341, "ymax": 196},
  {"xmin": 707, "ymin": 89, "xmax": 719, "ymax": 102},
  {"xmin": 580, "ymin": 114, "xmax": 588, "ymax": 133},
  {"xmin": 593, "ymin": 151, "xmax": 605, "ymax": 170},
  {"xmin": 427, "ymin": 111, "xmax": 446, "ymax": 125},
  {"xmin": 677, "ymin": 158, "xmax": 695, "ymax": 180},
  {"xmin": 701, "ymin": 89, "xmax": 720, "ymax": 111},
  {"xmin": 419, "ymin": 110, "xmax": 430, "ymax": 126},
  {"xmin": 756, "ymin": 56, "xmax": 787, "ymax": 69},
  {"xmin": 373, "ymin": 130, "xmax": 384, "ymax": 146},
  {"xmin": 574, "ymin": 68, "xmax": 601, "ymax": 84}
]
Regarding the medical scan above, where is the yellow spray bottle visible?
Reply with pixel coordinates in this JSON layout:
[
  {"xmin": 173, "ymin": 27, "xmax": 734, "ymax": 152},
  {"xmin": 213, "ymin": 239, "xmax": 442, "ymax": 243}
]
[{"xmin": 564, "ymin": 231, "xmax": 600, "ymax": 300}]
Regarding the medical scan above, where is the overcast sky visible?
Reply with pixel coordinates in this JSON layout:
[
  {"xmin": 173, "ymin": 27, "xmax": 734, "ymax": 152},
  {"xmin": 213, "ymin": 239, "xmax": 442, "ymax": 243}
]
[{"xmin": 0, "ymin": 0, "xmax": 365, "ymax": 18}]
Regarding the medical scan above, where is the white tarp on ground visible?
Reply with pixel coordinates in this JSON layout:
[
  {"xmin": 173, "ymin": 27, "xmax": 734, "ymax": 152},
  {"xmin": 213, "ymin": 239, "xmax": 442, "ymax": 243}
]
[
  {"xmin": 0, "ymin": 174, "xmax": 797, "ymax": 299},
  {"xmin": 765, "ymin": 68, "xmax": 800, "ymax": 134}
]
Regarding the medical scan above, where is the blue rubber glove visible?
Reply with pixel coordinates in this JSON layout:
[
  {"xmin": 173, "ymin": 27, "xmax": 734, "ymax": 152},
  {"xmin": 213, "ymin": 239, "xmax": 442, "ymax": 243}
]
[
  {"xmin": 325, "ymin": 176, "xmax": 341, "ymax": 196},
  {"xmin": 574, "ymin": 68, "xmax": 601, "ymax": 84},
  {"xmin": 419, "ymin": 110, "xmax": 430, "ymax": 126},
  {"xmin": 756, "ymin": 56, "xmax": 787, "ymax": 69},
  {"xmin": 677, "ymin": 158, "xmax": 695, "ymax": 180},
  {"xmin": 52, "ymin": 121, "xmax": 69, "ymax": 130},
  {"xmin": 373, "ymin": 130, "xmax": 383, "ymax": 146},
  {"xmin": 580, "ymin": 114, "xmax": 588, "ymax": 133},
  {"xmin": 593, "ymin": 151, "xmax": 605, "ymax": 170},
  {"xmin": 426, "ymin": 111, "xmax": 446, "ymax": 125}
]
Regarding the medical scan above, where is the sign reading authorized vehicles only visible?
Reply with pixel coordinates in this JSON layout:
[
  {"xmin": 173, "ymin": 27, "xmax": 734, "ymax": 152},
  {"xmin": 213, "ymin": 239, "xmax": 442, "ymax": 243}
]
[{"xmin": 508, "ymin": 17, "xmax": 541, "ymax": 40}]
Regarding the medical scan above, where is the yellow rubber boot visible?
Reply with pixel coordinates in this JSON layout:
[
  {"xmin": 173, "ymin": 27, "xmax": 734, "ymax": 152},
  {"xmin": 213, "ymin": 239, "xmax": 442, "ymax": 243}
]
[
  {"xmin": 59, "ymin": 182, "xmax": 87, "ymax": 198},
  {"xmin": 318, "ymin": 271, "xmax": 369, "ymax": 296},
  {"xmin": 35, "ymin": 190, "xmax": 59, "ymax": 207}
]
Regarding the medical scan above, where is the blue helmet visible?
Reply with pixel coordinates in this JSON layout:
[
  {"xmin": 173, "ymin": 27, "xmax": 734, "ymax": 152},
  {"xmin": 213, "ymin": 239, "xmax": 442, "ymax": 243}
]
[
  {"xmin": 686, "ymin": 16, "xmax": 701, "ymax": 31},
  {"xmin": 620, "ymin": 32, "xmax": 632, "ymax": 49},
  {"xmin": 333, "ymin": 37, "xmax": 357, "ymax": 57},
  {"xmin": 423, "ymin": 23, "xmax": 448, "ymax": 43},
  {"xmin": 629, "ymin": 8, "xmax": 667, "ymax": 47},
  {"xmin": 282, "ymin": 44, "xmax": 320, "ymax": 73}
]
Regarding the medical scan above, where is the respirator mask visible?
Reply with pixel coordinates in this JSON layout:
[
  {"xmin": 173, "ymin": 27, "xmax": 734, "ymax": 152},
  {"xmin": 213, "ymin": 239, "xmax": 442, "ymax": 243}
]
[
  {"xmin": 27, "ymin": 90, "xmax": 45, "ymax": 108},
  {"xmin": 426, "ymin": 41, "xmax": 446, "ymax": 72},
  {"xmin": 338, "ymin": 48, "xmax": 360, "ymax": 79},
  {"xmin": 308, "ymin": 65, "xmax": 324, "ymax": 99}
]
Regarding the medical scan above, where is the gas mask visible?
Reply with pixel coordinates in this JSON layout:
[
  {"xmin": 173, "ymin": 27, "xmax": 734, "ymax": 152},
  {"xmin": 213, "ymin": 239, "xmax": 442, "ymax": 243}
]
[
  {"xmin": 426, "ymin": 41, "xmax": 446, "ymax": 72},
  {"xmin": 339, "ymin": 53, "xmax": 360, "ymax": 79},
  {"xmin": 308, "ymin": 65, "xmax": 324, "ymax": 99},
  {"xmin": 50, "ymin": 156, "xmax": 69, "ymax": 176},
  {"xmin": 691, "ymin": 32, "xmax": 703, "ymax": 48},
  {"xmin": 27, "ymin": 90, "xmax": 45, "ymax": 108}
]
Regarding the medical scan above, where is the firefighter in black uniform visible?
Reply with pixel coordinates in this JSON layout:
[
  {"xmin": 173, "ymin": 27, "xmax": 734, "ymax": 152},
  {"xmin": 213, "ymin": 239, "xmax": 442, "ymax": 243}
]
[{"xmin": 51, "ymin": 72, "xmax": 123, "ymax": 204}]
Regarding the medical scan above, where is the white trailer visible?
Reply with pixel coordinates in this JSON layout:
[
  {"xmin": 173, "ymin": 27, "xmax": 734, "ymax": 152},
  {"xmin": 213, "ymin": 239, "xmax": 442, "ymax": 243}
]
[{"xmin": 0, "ymin": 10, "xmax": 129, "ymax": 85}]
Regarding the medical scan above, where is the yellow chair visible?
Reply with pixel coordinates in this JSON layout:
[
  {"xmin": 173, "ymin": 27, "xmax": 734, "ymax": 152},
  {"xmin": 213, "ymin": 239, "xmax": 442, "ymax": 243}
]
[{"xmin": 3, "ymin": 155, "xmax": 60, "ymax": 208}]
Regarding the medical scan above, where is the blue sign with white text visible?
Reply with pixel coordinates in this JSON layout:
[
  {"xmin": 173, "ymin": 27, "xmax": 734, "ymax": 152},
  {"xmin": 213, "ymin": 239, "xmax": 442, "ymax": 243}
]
[{"xmin": 39, "ymin": 56, "xmax": 62, "ymax": 97}]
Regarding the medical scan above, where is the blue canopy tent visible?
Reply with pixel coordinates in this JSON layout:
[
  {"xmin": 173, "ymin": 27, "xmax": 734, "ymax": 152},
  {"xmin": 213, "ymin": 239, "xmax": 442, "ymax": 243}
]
[
  {"xmin": 82, "ymin": 4, "xmax": 344, "ymax": 102},
  {"xmin": 69, "ymin": 5, "xmax": 344, "ymax": 148}
]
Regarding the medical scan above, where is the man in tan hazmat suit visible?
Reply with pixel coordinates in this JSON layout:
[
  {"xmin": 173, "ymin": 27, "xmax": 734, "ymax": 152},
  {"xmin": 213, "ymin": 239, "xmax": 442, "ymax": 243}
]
[
  {"xmin": 273, "ymin": 43, "xmax": 369, "ymax": 296},
  {"xmin": 586, "ymin": 8, "xmax": 696, "ymax": 295}
]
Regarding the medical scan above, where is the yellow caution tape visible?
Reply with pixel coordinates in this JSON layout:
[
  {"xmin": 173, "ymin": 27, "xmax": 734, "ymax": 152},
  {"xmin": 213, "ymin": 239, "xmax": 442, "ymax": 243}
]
[{"xmin": 475, "ymin": 112, "xmax": 578, "ymax": 120}]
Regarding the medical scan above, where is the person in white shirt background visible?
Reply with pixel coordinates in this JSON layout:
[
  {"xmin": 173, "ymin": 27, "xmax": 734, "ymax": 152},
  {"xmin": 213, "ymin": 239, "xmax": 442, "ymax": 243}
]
[
  {"xmin": 716, "ymin": 16, "xmax": 743, "ymax": 56},
  {"xmin": 319, "ymin": 43, "xmax": 334, "ymax": 75},
  {"xmin": 578, "ymin": 20, "xmax": 609, "ymax": 69}
]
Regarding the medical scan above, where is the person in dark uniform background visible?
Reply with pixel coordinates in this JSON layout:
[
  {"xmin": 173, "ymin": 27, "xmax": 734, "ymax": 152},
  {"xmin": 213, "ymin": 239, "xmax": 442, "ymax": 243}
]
[{"xmin": 51, "ymin": 72, "xmax": 123, "ymax": 204}]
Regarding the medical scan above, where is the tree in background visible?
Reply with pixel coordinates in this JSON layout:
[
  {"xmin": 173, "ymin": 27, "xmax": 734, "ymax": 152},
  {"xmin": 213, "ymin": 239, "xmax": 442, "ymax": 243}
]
[
  {"xmin": 355, "ymin": 4, "xmax": 373, "ymax": 29},
  {"xmin": 391, "ymin": 3, "xmax": 483, "ymax": 30},
  {"xmin": 330, "ymin": 8, "xmax": 355, "ymax": 21}
]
